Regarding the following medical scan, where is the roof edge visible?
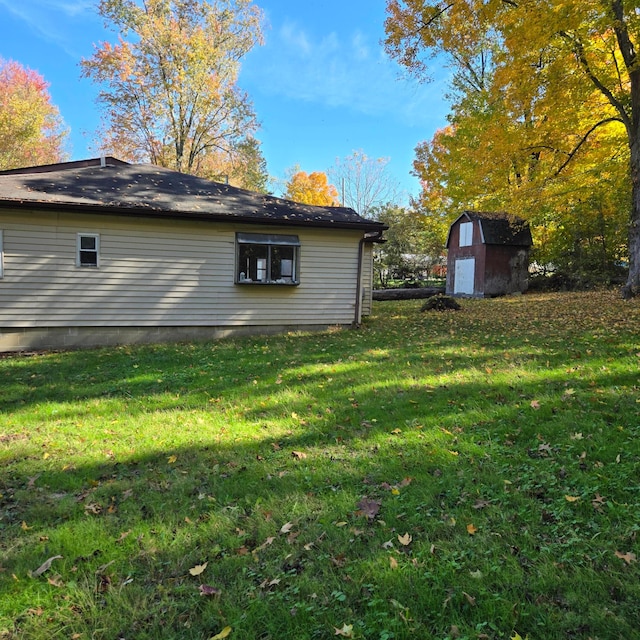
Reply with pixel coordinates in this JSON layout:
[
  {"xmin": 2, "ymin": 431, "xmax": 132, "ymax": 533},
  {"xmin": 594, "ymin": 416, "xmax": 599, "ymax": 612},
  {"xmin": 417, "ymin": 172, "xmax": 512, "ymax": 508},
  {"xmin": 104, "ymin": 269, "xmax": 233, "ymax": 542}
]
[
  {"xmin": 0, "ymin": 198, "xmax": 388, "ymax": 232},
  {"xmin": 0, "ymin": 157, "xmax": 129, "ymax": 176}
]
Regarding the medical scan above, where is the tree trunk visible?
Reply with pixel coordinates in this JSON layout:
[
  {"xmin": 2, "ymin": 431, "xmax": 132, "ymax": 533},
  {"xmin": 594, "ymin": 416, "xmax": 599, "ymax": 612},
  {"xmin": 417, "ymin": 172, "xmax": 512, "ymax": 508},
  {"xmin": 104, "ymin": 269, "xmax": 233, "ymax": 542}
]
[
  {"xmin": 622, "ymin": 167, "xmax": 640, "ymax": 298},
  {"xmin": 624, "ymin": 113, "xmax": 640, "ymax": 298}
]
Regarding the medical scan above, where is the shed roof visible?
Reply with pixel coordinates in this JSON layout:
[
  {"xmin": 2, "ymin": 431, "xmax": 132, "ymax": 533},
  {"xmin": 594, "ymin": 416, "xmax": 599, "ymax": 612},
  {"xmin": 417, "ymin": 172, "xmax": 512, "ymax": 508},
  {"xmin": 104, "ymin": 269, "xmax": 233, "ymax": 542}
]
[
  {"xmin": 446, "ymin": 211, "xmax": 533, "ymax": 247},
  {"xmin": 0, "ymin": 157, "xmax": 386, "ymax": 233}
]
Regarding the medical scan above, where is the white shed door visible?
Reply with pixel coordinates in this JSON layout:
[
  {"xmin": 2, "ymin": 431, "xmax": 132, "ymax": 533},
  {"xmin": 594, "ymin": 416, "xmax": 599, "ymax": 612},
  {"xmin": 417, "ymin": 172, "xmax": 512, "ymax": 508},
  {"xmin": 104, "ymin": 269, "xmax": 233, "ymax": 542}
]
[{"xmin": 454, "ymin": 257, "xmax": 475, "ymax": 295}]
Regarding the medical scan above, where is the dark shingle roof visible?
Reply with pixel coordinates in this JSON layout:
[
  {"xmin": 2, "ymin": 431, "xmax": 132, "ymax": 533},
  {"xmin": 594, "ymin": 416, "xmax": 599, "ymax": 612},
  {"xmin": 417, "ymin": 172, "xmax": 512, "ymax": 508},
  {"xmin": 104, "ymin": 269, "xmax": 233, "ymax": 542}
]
[
  {"xmin": 447, "ymin": 211, "xmax": 533, "ymax": 247},
  {"xmin": 0, "ymin": 157, "xmax": 386, "ymax": 232}
]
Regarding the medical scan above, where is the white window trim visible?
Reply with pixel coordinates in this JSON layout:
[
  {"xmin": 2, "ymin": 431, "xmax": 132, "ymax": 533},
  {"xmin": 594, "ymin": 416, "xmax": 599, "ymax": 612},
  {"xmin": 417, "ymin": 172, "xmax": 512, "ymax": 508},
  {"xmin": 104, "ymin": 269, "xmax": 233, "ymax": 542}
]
[
  {"xmin": 459, "ymin": 221, "xmax": 473, "ymax": 247},
  {"xmin": 0, "ymin": 229, "xmax": 4, "ymax": 278},
  {"xmin": 76, "ymin": 233, "xmax": 100, "ymax": 268}
]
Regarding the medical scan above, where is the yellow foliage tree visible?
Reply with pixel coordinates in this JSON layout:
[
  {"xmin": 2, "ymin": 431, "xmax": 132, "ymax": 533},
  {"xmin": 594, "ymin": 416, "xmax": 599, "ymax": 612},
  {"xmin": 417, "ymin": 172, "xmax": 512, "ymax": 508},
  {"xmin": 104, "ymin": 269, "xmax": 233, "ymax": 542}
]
[
  {"xmin": 385, "ymin": 0, "xmax": 640, "ymax": 296},
  {"xmin": 81, "ymin": 0, "xmax": 263, "ymax": 176},
  {"xmin": 284, "ymin": 170, "xmax": 339, "ymax": 206}
]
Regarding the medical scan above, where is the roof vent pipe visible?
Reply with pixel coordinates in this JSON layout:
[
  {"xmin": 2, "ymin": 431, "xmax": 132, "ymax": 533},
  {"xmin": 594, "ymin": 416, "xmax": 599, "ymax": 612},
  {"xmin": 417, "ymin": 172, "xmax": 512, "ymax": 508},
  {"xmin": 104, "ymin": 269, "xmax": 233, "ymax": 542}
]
[{"xmin": 100, "ymin": 154, "xmax": 106, "ymax": 168}]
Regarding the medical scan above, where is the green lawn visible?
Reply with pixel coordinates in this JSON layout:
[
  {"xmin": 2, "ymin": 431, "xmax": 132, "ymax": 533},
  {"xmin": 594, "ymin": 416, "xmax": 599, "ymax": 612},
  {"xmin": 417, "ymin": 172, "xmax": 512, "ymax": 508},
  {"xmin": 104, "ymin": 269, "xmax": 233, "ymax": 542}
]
[{"xmin": 1, "ymin": 291, "xmax": 639, "ymax": 640}]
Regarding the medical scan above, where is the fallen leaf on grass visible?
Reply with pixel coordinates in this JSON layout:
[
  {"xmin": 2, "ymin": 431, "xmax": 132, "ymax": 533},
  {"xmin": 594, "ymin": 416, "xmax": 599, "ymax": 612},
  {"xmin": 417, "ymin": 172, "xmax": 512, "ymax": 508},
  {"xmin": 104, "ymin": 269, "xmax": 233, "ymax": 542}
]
[
  {"xmin": 291, "ymin": 450, "xmax": 307, "ymax": 460},
  {"xmin": 334, "ymin": 624, "xmax": 354, "ymax": 637},
  {"xmin": 398, "ymin": 533, "xmax": 412, "ymax": 546},
  {"xmin": 389, "ymin": 555, "xmax": 398, "ymax": 570},
  {"xmin": 31, "ymin": 555, "xmax": 63, "ymax": 577},
  {"xmin": 84, "ymin": 503, "xmax": 102, "ymax": 515},
  {"xmin": 280, "ymin": 522, "xmax": 294, "ymax": 534},
  {"xmin": 331, "ymin": 554, "xmax": 347, "ymax": 567},
  {"xmin": 167, "ymin": 455, "xmax": 177, "ymax": 464},
  {"xmin": 252, "ymin": 536, "xmax": 275, "ymax": 556},
  {"xmin": 210, "ymin": 627, "xmax": 232, "ymax": 640},
  {"xmin": 356, "ymin": 497, "xmax": 381, "ymax": 521},
  {"xmin": 116, "ymin": 530, "xmax": 132, "ymax": 543},
  {"xmin": 564, "ymin": 495, "xmax": 580, "ymax": 503},
  {"xmin": 47, "ymin": 575, "xmax": 64, "ymax": 587},
  {"xmin": 463, "ymin": 591, "xmax": 476, "ymax": 606},
  {"xmin": 199, "ymin": 584, "xmax": 222, "ymax": 597},
  {"xmin": 530, "ymin": 400, "xmax": 541, "ymax": 410},
  {"xmin": 615, "ymin": 551, "xmax": 637, "ymax": 565},
  {"xmin": 189, "ymin": 562, "xmax": 208, "ymax": 576},
  {"xmin": 466, "ymin": 523, "xmax": 478, "ymax": 535}
]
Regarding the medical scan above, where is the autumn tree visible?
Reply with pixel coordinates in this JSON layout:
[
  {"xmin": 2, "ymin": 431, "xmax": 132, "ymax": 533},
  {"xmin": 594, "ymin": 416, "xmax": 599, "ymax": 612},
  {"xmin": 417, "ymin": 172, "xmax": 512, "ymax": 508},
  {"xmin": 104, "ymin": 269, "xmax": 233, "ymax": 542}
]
[
  {"xmin": 385, "ymin": 0, "xmax": 640, "ymax": 297},
  {"xmin": 328, "ymin": 150, "xmax": 401, "ymax": 217},
  {"xmin": 81, "ymin": 0, "xmax": 263, "ymax": 176},
  {"xmin": 0, "ymin": 58, "xmax": 68, "ymax": 170},
  {"xmin": 283, "ymin": 169, "xmax": 339, "ymax": 206}
]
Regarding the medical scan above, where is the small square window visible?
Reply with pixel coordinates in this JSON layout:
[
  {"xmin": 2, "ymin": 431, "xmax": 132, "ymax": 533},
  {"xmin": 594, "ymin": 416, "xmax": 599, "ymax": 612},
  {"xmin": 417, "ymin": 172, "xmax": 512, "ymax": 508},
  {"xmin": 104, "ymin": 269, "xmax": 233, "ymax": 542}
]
[
  {"xmin": 236, "ymin": 233, "xmax": 300, "ymax": 285},
  {"xmin": 77, "ymin": 233, "xmax": 99, "ymax": 267}
]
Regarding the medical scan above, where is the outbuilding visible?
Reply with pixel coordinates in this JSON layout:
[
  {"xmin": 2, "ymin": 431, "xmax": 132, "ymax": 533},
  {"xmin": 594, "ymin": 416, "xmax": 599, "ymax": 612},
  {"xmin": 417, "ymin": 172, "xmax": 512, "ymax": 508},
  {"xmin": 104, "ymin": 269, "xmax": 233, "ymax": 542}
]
[
  {"xmin": 0, "ymin": 157, "xmax": 386, "ymax": 352},
  {"xmin": 445, "ymin": 211, "xmax": 533, "ymax": 297}
]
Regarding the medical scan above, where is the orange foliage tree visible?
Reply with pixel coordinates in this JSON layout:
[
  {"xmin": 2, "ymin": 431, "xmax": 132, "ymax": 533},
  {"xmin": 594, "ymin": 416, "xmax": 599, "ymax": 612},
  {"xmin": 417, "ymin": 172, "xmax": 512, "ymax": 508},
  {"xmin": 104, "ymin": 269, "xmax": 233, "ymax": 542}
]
[{"xmin": 0, "ymin": 58, "xmax": 68, "ymax": 170}]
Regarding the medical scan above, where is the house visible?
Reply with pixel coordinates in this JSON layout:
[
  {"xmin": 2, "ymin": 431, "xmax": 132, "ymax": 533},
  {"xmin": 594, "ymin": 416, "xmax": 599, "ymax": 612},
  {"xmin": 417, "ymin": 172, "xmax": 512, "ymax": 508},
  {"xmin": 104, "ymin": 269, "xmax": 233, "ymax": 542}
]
[
  {"xmin": 445, "ymin": 211, "xmax": 533, "ymax": 297},
  {"xmin": 0, "ymin": 157, "xmax": 386, "ymax": 352}
]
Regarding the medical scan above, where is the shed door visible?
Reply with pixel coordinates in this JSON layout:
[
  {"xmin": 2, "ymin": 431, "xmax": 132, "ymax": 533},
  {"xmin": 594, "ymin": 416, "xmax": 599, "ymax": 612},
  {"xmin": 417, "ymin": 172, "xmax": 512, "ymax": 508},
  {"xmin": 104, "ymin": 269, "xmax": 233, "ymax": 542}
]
[{"xmin": 454, "ymin": 257, "xmax": 475, "ymax": 295}]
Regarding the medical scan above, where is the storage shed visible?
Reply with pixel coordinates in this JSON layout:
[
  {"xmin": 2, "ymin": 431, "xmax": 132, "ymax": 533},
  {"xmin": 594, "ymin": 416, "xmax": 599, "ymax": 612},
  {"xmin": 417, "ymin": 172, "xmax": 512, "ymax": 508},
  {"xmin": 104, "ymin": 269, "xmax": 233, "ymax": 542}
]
[
  {"xmin": 445, "ymin": 211, "xmax": 533, "ymax": 297},
  {"xmin": 0, "ymin": 157, "xmax": 386, "ymax": 352}
]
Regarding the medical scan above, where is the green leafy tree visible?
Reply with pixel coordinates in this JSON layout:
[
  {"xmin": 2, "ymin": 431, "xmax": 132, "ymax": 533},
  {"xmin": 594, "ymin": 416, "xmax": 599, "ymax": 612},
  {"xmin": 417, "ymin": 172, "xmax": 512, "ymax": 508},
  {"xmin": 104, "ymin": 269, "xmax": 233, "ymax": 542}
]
[
  {"xmin": 81, "ymin": 0, "xmax": 263, "ymax": 176},
  {"xmin": 196, "ymin": 136, "xmax": 270, "ymax": 192},
  {"xmin": 372, "ymin": 203, "xmax": 446, "ymax": 287}
]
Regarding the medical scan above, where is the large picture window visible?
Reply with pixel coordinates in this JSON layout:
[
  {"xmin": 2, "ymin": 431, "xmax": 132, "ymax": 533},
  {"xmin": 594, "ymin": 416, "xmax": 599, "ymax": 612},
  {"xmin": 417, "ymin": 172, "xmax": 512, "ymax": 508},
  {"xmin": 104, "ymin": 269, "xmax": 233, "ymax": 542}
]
[{"xmin": 236, "ymin": 233, "xmax": 300, "ymax": 285}]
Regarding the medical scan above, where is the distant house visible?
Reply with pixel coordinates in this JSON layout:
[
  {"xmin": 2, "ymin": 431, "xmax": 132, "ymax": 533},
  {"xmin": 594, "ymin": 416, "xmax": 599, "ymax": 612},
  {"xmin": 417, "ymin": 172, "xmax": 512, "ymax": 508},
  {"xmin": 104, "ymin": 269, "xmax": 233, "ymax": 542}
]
[
  {"xmin": 445, "ymin": 211, "xmax": 533, "ymax": 297},
  {"xmin": 0, "ymin": 157, "xmax": 386, "ymax": 352}
]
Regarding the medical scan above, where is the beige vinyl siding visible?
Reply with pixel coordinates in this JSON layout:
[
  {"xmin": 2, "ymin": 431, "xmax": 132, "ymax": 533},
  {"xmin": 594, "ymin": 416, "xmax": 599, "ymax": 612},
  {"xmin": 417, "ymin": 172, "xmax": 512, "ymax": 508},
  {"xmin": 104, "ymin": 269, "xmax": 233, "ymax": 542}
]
[{"xmin": 0, "ymin": 209, "xmax": 365, "ymax": 329}]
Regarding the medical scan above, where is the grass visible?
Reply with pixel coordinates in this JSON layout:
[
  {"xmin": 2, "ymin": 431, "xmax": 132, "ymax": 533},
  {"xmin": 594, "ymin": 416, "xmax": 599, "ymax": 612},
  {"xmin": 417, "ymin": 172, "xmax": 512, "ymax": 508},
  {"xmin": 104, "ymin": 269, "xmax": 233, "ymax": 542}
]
[{"xmin": 1, "ymin": 290, "xmax": 639, "ymax": 640}]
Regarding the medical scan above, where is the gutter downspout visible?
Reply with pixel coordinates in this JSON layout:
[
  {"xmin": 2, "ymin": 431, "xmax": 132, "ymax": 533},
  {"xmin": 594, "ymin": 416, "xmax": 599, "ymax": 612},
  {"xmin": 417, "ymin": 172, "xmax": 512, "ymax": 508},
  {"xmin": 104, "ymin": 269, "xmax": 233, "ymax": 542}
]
[{"xmin": 354, "ymin": 230, "xmax": 385, "ymax": 327}]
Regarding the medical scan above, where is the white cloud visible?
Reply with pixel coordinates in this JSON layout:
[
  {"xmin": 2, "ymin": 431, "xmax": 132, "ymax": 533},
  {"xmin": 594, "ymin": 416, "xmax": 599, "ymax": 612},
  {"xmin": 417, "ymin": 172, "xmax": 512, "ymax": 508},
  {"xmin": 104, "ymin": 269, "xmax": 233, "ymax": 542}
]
[
  {"xmin": 244, "ymin": 20, "xmax": 449, "ymax": 129},
  {"xmin": 0, "ymin": 0, "xmax": 97, "ymax": 57}
]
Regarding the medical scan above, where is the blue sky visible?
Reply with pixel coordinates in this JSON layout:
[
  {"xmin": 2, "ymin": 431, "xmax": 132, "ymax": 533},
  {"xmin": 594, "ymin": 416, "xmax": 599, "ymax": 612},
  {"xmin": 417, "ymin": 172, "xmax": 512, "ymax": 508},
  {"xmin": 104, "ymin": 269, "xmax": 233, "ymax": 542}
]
[{"xmin": 0, "ymin": 0, "xmax": 451, "ymax": 200}]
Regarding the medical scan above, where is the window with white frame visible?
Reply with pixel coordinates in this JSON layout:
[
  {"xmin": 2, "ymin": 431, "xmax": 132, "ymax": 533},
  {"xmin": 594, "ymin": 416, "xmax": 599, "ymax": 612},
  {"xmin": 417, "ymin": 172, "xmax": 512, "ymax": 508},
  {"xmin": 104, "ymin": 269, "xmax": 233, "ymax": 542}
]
[
  {"xmin": 236, "ymin": 233, "xmax": 300, "ymax": 285},
  {"xmin": 77, "ymin": 233, "xmax": 100, "ymax": 267},
  {"xmin": 0, "ymin": 230, "xmax": 4, "ymax": 278},
  {"xmin": 459, "ymin": 221, "xmax": 473, "ymax": 247}
]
